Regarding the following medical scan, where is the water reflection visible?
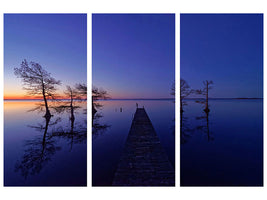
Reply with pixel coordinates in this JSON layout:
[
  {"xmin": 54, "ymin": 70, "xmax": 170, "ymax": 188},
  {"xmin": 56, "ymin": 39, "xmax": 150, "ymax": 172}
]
[
  {"xmin": 4, "ymin": 100, "xmax": 87, "ymax": 186},
  {"xmin": 196, "ymin": 111, "xmax": 213, "ymax": 141},
  {"xmin": 180, "ymin": 112, "xmax": 194, "ymax": 144},
  {"xmin": 15, "ymin": 116, "xmax": 61, "ymax": 178},
  {"xmin": 51, "ymin": 117, "xmax": 87, "ymax": 152},
  {"xmin": 181, "ymin": 101, "xmax": 213, "ymax": 144},
  {"xmin": 52, "ymin": 100, "xmax": 86, "ymax": 146},
  {"xmin": 181, "ymin": 99, "xmax": 263, "ymax": 186},
  {"xmin": 92, "ymin": 100, "xmax": 175, "ymax": 186},
  {"xmin": 92, "ymin": 112, "xmax": 110, "ymax": 139}
]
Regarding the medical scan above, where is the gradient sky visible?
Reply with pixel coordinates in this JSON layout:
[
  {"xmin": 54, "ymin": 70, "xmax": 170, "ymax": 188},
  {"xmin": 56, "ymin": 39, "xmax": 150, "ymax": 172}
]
[
  {"xmin": 181, "ymin": 14, "xmax": 263, "ymax": 98},
  {"xmin": 92, "ymin": 14, "xmax": 175, "ymax": 99},
  {"xmin": 4, "ymin": 14, "xmax": 87, "ymax": 99}
]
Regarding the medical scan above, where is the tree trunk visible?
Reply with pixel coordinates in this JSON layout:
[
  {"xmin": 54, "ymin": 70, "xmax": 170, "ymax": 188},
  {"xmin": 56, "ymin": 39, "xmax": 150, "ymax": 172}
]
[
  {"xmin": 70, "ymin": 110, "xmax": 75, "ymax": 151},
  {"xmin": 180, "ymin": 89, "xmax": 183, "ymax": 113},
  {"xmin": 42, "ymin": 83, "xmax": 51, "ymax": 118},
  {"xmin": 180, "ymin": 111, "xmax": 183, "ymax": 143},
  {"xmin": 204, "ymin": 82, "xmax": 209, "ymax": 113},
  {"xmin": 42, "ymin": 116, "xmax": 51, "ymax": 156},
  {"xmin": 70, "ymin": 92, "xmax": 75, "ymax": 121},
  {"xmin": 206, "ymin": 83, "xmax": 208, "ymax": 110},
  {"xmin": 206, "ymin": 112, "xmax": 210, "ymax": 141},
  {"xmin": 92, "ymin": 102, "xmax": 97, "ymax": 116}
]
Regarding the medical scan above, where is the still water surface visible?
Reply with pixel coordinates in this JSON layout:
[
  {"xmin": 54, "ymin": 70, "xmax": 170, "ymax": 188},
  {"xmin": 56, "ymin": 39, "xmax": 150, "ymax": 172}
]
[
  {"xmin": 4, "ymin": 100, "xmax": 87, "ymax": 186},
  {"xmin": 92, "ymin": 100, "xmax": 175, "ymax": 186},
  {"xmin": 181, "ymin": 99, "xmax": 263, "ymax": 186}
]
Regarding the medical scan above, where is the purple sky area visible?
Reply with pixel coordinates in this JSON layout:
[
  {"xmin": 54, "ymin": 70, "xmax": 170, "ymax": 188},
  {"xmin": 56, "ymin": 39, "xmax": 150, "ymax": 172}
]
[
  {"xmin": 92, "ymin": 14, "xmax": 175, "ymax": 99},
  {"xmin": 181, "ymin": 14, "xmax": 263, "ymax": 98},
  {"xmin": 4, "ymin": 14, "xmax": 87, "ymax": 99}
]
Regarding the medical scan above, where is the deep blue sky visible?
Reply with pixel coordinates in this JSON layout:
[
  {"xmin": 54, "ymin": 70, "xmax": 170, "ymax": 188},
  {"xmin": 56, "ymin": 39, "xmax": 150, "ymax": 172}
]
[
  {"xmin": 92, "ymin": 14, "xmax": 175, "ymax": 99},
  {"xmin": 4, "ymin": 14, "xmax": 87, "ymax": 98},
  {"xmin": 181, "ymin": 14, "xmax": 263, "ymax": 98}
]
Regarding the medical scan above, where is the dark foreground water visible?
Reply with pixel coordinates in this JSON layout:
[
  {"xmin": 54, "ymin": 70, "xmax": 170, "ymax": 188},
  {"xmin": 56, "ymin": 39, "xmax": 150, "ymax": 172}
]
[
  {"xmin": 181, "ymin": 99, "xmax": 263, "ymax": 186},
  {"xmin": 4, "ymin": 100, "xmax": 87, "ymax": 186},
  {"xmin": 92, "ymin": 100, "xmax": 175, "ymax": 186}
]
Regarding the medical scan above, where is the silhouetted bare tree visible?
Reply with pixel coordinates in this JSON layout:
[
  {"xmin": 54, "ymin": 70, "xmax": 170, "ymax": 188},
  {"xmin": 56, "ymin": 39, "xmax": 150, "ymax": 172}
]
[
  {"xmin": 196, "ymin": 80, "xmax": 213, "ymax": 113},
  {"xmin": 171, "ymin": 82, "xmax": 175, "ymax": 96},
  {"xmin": 92, "ymin": 86, "xmax": 109, "ymax": 116},
  {"xmin": 64, "ymin": 86, "xmax": 81, "ymax": 121},
  {"xmin": 180, "ymin": 79, "xmax": 193, "ymax": 113},
  {"xmin": 49, "ymin": 85, "xmax": 83, "ymax": 130},
  {"xmin": 74, "ymin": 83, "xmax": 87, "ymax": 115},
  {"xmin": 14, "ymin": 59, "xmax": 61, "ymax": 118},
  {"xmin": 75, "ymin": 83, "xmax": 87, "ymax": 99}
]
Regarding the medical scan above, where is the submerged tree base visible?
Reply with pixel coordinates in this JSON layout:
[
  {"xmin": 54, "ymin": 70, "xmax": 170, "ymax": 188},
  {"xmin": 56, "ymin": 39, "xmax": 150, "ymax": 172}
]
[
  {"xmin": 43, "ymin": 112, "xmax": 52, "ymax": 119},
  {"xmin": 204, "ymin": 108, "xmax": 210, "ymax": 113},
  {"xmin": 92, "ymin": 105, "xmax": 97, "ymax": 116}
]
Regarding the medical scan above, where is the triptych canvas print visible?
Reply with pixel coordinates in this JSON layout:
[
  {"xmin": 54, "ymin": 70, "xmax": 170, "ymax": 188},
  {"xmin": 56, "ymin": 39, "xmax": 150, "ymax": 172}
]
[{"xmin": 3, "ymin": 13, "xmax": 263, "ymax": 187}]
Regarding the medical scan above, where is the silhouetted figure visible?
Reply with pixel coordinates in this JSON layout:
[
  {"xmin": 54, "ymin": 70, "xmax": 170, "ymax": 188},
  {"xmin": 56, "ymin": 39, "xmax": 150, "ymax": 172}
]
[
  {"xmin": 136, "ymin": 103, "xmax": 138, "ymax": 108},
  {"xmin": 14, "ymin": 59, "xmax": 61, "ymax": 118},
  {"xmin": 120, "ymin": 108, "xmax": 122, "ymax": 112}
]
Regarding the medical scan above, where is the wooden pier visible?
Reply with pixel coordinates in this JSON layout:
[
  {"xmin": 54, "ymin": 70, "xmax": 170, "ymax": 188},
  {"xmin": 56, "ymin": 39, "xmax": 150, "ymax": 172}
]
[{"xmin": 112, "ymin": 108, "xmax": 175, "ymax": 186}]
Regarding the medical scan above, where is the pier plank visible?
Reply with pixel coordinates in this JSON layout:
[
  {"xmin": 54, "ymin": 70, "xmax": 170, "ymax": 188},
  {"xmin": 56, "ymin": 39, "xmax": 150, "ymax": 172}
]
[{"xmin": 112, "ymin": 108, "xmax": 175, "ymax": 186}]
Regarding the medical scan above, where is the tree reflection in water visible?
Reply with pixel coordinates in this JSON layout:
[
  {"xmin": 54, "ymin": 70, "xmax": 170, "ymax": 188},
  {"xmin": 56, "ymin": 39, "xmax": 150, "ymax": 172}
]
[
  {"xmin": 15, "ymin": 116, "xmax": 61, "ymax": 179},
  {"xmin": 92, "ymin": 112, "xmax": 110, "ymax": 139},
  {"xmin": 50, "ymin": 101, "xmax": 87, "ymax": 151},
  {"xmin": 181, "ymin": 101, "xmax": 214, "ymax": 144},
  {"xmin": 196, "ymin": 111, "xmax": 213, "ymax": 141},
  {"xmin": 180, "ymin": 112, "xmax": 194, "ymax": 144},
  {"xmin": 15, "ymin": 101, "xmax": 87, "ymax": 179},
  {"xmin": 51, "ymin": 118, "xmax": 87, "ymax": 152}
]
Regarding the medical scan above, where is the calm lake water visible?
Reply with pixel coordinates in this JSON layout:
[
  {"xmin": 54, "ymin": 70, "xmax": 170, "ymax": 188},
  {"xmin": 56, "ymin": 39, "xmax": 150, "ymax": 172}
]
[
  {"xmin": 92, "ymin": 100, "xmax": 175, "ymax": 186},
  {"xmin": 181, "ymin": 99, "xmax": 263, "ymax": 186},
  {"xmin": 4, "ymin": 100, "xmax": 87, "ymax": 186}
]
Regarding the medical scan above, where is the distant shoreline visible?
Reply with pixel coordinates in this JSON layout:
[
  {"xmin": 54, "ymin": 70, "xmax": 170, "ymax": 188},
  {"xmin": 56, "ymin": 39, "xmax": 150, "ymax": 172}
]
[
  {"xmin": 184, "ymin": 97, "xmax": 263, "ymax": 100},
  {"xmin": 4, "ymin": 97, "xmax": 263, "ymax": 101},
  {"xmin": 99, "ymin": 98, "xmax": 175, "ymax": 101},
  {"xmin": 4, "ymin": 99, "xmax": 87, "ymax": 101}
]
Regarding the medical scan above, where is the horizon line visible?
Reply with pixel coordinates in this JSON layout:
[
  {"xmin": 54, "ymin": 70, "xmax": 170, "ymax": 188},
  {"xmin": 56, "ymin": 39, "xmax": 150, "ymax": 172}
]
[
  {"xmin": 184, "ymin": 97, "xmax": 263, "ymax": 99},
  {"xmin": 4, "ymin": 98, "xmax": 87, "ymax": 101},
  {"xmin": 3, "ymin": 97, "xmax": 263, "ymax": 101},
  {"xmin": 98, "ymin": 97, "xmax": 263, "ymax": 99}
]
